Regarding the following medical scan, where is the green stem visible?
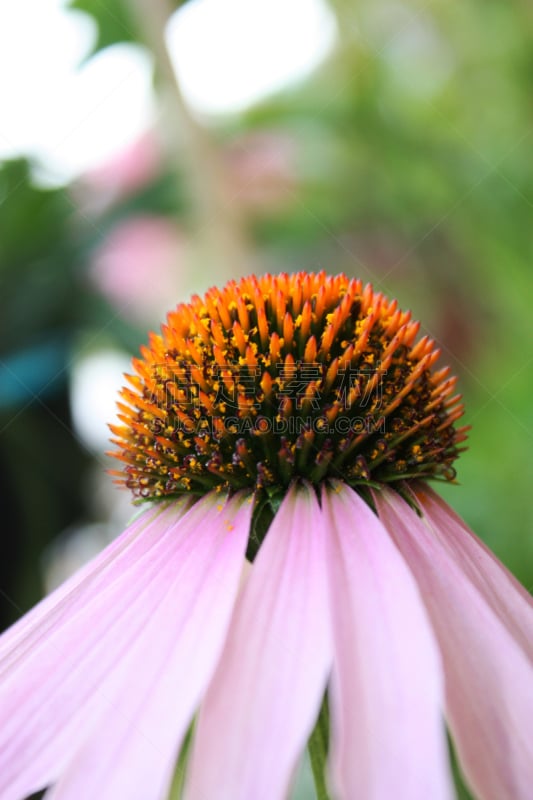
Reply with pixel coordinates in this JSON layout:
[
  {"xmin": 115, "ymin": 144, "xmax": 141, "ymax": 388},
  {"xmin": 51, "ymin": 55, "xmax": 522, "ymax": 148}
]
[
  {"xmin": 308, "ymin": 696, "xmax": 331, "ymax": 800},
  {"xmin": 130, "ymin": 0, "xmax": 254, "ymax": 280},
  {"xmin": 168, "ymin": 722, "xmax": 194, "ymax": 799}
]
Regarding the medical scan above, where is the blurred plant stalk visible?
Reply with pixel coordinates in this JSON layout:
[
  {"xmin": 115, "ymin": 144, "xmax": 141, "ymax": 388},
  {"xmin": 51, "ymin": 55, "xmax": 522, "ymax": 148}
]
[{"xmin": 130, "ymin": 0, "xmax": 255, "ymax": 279}]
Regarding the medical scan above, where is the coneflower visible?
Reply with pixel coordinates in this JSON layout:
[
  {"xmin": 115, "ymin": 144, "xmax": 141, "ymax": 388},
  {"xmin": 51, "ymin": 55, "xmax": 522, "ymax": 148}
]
[{"xmin": 0, "ymin": 272, "xmax": 531, "ymax": 800}]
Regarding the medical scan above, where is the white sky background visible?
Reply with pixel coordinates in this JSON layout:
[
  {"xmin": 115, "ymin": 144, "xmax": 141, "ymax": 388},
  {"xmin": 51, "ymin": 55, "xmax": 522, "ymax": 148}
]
[{"xmin": 0, "ymin": 0, "xmax": 336, "ymax": 185}]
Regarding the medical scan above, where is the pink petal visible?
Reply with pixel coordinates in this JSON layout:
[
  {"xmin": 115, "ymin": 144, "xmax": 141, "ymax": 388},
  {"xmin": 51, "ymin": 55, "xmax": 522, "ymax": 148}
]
[
  {"xmin": 375, "ymin": 486, "xmax": 533, "ymax": 800},
  {"xmin": 0, "ymin": 492, "xmax": 250, "ymax": 800},
  {"xmin": 45, "ymin": 491, "xmax": 252, "ymax": 800},
  {"xmin": 322, "ymin": 483, "xmax": 454, "ymax": 800},
  {"xmin": 0, "ymin": 501, "xmax": 184, "ymax": 664},
  {"xmin": 414, "ymin": 483, "xmax": 533, "ymax": 662},
  {"xmin": 185, "ymin": 483, "xmax": 331, "ymax": 800},
  {"xmin": 0, "ymin": 498, "xmax": 192, "ymax": 798}
]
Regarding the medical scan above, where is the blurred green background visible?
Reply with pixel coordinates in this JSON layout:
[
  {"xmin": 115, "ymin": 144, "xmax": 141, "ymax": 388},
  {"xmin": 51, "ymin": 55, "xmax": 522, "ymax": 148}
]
[{"xmin": 0, "ymin": 1, "xmax": 531, "ymax": 797}]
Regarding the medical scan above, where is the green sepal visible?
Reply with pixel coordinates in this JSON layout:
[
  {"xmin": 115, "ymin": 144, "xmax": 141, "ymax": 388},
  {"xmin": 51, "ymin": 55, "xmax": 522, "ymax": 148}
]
[{"xmin": 246, "ymin": 487, "xmax": 284, "ymax": 561}]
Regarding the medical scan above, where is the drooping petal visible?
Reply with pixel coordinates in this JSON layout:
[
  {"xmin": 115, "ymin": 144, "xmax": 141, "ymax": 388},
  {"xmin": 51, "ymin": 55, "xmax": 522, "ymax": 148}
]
[
  {"xmin": 375, "ymin": 487, "xmax": 533, "ymax": 800},
  {"xmin": 0, "ymin": 502, "xmax": 181, "ymax": 664},
  {"xmin": 45, "ymin": 491, "xmax": 252, "ymax": 800},
  {"xmin": 323, "ymin": 482, "xmax": 454, "ymax": 800},
  {"xmin": 413, "ymin": 482, "xmax": 533, "ymax": 662},
  {"xmin": 0, "ymin": 492, "xmax": 251, "ymax": 800},
  {"xmin": 185, "ymin": 483, "xmax": 331, "ymax": 800},
  {"xmin": 0, "ymin": 501, "xmax": 189, "ymax": 799}
]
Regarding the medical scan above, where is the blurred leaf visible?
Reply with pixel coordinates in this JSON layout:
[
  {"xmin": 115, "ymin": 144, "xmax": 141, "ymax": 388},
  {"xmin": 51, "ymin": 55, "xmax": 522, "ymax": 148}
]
[
  {"xmin": 0, "ymin": 160, "xmax": 81, "ymax": 353},
  {"xmin": 69, "ymin": 0, "xmax": 139, "ymax": 54},
  {"xmin": 0, "ymin": 160, "xmax": 70, "ymax": 264},
  {"xmin": 68, "ymin": 0, "xmax": 184, "ymax": 57}
]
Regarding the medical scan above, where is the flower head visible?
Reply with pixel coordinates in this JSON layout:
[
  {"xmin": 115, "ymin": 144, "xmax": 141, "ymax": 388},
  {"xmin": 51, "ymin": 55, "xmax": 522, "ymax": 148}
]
[
  {"xmin": 0, "ymin": 272, "xmax": 531, "ymax": 800},
  {"xmin": 109, "ymin": 272, "xmax": 466, "ymax": 497}
]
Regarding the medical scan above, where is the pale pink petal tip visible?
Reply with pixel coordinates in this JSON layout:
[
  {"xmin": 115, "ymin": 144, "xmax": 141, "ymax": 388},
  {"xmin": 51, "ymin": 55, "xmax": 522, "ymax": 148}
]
[
  {"xmin": 185, "ymin": 483, "xmax": 331, "ymax": 800},
  {"xmin": 376, "ymin": 486, "xmax": 533, "ymax": 800},
  {"xmin": 414, "ymin": 482, "xmax": 533, "ymax": 661},
  {"xmin": 0, "ymin": 491, "xmax": 252, "ymax": 800},
  {"xmin": 323, "ymin": 482, "xmax": 454, "ymax": 800}
]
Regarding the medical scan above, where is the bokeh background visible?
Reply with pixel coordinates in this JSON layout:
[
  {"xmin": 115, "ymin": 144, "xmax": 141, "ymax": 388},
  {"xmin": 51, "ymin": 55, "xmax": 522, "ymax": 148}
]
[{"xmin": 0, "ymin": 1, "xmax": 531, "ymax": 797}]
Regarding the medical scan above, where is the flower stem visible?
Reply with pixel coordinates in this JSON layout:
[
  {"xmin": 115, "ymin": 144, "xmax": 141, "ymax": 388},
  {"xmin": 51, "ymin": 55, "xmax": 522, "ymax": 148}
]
[
  {"xmin": 130, "ymin": 0, "xmax": 254, "ymax": 280},
  {"xmin": 308, "ymin": 696, "xmax": 331, "ymax": 800},
  {"xmin": 168, "ymin": 722, "xmax": 194, "ymax": 799}
]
